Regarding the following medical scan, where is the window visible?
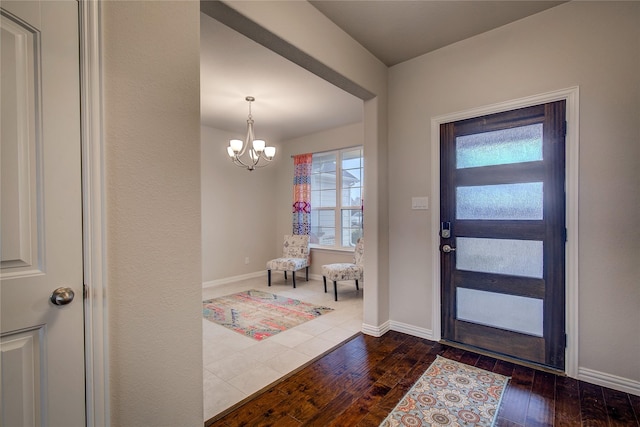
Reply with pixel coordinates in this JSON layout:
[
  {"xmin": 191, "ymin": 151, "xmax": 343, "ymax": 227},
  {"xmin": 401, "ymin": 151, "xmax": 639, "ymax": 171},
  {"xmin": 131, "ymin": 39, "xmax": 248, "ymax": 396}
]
[{"xmin": 310, "ymin": 147, "xmax": 363, "ymax": 249}]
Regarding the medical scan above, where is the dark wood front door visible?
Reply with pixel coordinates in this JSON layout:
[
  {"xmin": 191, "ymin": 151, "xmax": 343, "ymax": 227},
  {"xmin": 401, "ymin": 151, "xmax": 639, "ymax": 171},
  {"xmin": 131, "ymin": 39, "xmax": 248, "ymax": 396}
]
[{"xmin": 440, "ymin": 101, "xmax": 566, "ymax": 369}]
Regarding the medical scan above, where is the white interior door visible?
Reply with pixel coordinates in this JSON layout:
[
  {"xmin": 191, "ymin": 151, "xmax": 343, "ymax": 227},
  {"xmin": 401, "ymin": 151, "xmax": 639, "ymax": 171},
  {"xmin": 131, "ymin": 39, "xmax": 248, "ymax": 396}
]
[{"xmin": 1, "ymin": 1, "xmax": 85, "ymax": 426}]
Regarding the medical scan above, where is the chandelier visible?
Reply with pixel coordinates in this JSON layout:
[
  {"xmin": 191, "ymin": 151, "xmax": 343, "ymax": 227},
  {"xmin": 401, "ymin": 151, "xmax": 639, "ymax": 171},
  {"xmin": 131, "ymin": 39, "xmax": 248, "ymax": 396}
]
[{"xmin": 226, "ymin": 96, "xmax": 276, "ymax": 171}]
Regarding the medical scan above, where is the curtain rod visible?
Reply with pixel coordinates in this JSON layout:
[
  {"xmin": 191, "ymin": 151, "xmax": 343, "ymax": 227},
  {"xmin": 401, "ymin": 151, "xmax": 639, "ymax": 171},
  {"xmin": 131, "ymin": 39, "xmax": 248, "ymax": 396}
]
[{"xmin": 290, "ymin": 145, "xmax": 363, "ymax": 158}]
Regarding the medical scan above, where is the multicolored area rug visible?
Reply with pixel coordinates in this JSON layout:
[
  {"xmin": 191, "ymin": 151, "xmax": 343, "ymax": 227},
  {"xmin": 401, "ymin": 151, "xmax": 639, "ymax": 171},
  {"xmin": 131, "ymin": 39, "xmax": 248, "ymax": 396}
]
[
  {"xmin": 380, "ymin": 356, "xmax": 509, "ymax": 427},
  {"xmin": 203, "ymin": 289, "xmax": 333, "ymax": 341}
]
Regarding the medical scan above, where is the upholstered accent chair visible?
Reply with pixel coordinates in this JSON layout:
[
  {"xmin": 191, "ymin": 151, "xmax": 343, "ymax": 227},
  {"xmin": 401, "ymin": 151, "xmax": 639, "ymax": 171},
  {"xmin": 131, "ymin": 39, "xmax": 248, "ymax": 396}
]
[
  {"xmin": 266, "ymin": 234, "xmax": 310, "ymax": 288},
  {"xmin": 321, "ymin": 237, "xmax": 364, "ymax": 301}
]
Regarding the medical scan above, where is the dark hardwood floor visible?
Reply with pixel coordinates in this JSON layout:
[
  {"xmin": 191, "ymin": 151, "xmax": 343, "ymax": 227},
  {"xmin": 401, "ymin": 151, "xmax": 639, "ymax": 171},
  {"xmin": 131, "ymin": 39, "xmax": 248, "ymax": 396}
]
[{"xmin": 206, "ymin": 331, "xmax": 640, "ymax": 427}]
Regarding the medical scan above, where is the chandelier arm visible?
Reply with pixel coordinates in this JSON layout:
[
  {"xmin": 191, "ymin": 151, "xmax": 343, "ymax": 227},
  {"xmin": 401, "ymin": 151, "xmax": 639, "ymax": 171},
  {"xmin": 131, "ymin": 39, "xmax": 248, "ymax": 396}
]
[
  {"xmin": 231, "ymin": 151, "xmax": 262, "ymax": 168},
  {"xmin": 231, "ymin": 154, "xmax": 251, "ymax": 168},
  {"xmin": 246, "ymin": 161, "xmax": 269, "ymax": 169},
  {"xmin": 231, "ymin": 153, "xmax": 270, "ymax": 169},
  {"xmin": 259, "ymin": 152, "xmax": 274, "ymax": 162}
]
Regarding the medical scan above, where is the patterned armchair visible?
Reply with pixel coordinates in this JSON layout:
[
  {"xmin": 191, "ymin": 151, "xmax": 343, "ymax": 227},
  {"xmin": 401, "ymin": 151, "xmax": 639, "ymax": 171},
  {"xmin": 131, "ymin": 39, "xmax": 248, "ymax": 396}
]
[
  {"xmin": 266, "ymin": 235, "xmax": 310, "ymax": 288},
  {"xmin": 321, "ymin": 238, "xmax": 364, "ymax": 301}
]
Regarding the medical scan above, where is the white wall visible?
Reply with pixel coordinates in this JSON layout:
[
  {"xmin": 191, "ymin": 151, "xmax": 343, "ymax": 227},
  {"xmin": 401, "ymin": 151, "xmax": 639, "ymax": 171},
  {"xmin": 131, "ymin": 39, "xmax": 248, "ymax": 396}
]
[
  {"xmin": 201, "ymin": 125, "xmax": 279, "ymax": 283},
  {"xmin": 103, "ymin": 2, "xmax": 203, "ymax": 425},
  {"xmin": 388, "ymin": 1, "xmax": 639, "ymax": 386},
  {"xmin": 275, "ymin": 122, "xmax": 365, "ymax": 276}
]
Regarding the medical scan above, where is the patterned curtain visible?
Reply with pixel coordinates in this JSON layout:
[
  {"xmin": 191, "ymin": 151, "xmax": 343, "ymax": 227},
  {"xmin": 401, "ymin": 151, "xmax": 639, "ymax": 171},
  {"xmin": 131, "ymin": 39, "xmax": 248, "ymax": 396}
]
[{"xmin": 292, "ymin": 153, "xmax": 312, "ymax": 235}]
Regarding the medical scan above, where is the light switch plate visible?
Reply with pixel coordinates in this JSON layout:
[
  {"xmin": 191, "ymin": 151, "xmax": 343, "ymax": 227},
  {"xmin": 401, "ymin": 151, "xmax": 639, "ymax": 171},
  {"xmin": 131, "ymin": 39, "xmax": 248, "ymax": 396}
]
[{"xmin": 412, "ymin": 197, "xmax": 428, "ymax": 210}]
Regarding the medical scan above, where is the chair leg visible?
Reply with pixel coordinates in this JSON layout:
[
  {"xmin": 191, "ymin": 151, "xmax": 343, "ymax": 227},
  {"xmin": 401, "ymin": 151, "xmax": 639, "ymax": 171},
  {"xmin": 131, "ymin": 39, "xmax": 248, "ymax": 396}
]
[
  {"xmin": 355, "ymin": 279, "xmax": 359, "ymax": 290},
  {"xmin": 292, "ymin": 271, "xmax": 296, "ymax": 288},
  {"xmin": 268, "ymin": 270, "xmax": 271, "ymax": 286},
  {"xmin": 323, "ymin": 276, "xmax": 327, "ymax": 293},
  {"xmin": 305, "ymin": 266, "xmax": 309, "ymax": 281},
  {"xmin": 284, "ymin": 271, "xmax": 287, "ymax": 281},
  {"xmin": 333, "ymin": 281, "xmax": 338, "ymax": 301}
]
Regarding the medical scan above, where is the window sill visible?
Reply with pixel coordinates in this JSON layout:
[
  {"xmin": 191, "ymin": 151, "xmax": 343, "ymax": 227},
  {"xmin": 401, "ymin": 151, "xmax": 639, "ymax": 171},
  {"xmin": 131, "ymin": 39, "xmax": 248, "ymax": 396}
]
[{"xmin": 310, "ymin": 245, "xmax": 355, "ymax": 254}]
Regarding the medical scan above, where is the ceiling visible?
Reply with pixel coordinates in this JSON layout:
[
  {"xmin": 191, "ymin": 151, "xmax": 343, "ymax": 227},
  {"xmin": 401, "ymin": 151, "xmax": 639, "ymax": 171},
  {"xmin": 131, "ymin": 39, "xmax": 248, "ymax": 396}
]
[{"xmin": 200, "ymin": 1, "xmax": 564, "ymax": 143}]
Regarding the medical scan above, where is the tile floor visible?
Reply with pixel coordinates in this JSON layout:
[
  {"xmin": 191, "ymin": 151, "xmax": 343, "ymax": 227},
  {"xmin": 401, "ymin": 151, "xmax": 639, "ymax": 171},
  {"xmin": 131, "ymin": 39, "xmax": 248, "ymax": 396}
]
[{"xmin": 202, "ymin": 274, "xmax": 364, "ymax": 422}]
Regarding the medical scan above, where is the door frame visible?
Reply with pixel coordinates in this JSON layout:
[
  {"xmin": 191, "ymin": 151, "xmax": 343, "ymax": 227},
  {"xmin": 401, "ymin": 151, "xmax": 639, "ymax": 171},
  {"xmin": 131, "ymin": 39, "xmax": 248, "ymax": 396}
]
[
  {"xmin": 429, "ymin": 87, "xmax": 580, "ymax": 378},
  {"xmin": 79, "ymin": 1, "xmax": 109, "ymax": 426}
]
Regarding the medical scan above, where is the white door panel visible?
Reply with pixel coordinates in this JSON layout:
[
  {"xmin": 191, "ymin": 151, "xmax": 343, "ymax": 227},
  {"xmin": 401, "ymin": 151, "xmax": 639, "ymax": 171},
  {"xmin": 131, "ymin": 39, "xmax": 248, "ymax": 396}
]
[{"xmin": 1, "ymin": 1, "xmax": 85, "ymax": 426}]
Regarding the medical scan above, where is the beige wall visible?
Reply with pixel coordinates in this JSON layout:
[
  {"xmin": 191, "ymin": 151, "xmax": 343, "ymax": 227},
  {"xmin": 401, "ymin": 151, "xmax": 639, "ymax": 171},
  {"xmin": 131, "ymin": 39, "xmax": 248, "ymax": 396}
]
[
  {"xmin": 201, "ymin": 125, "xmax": 279, "ymax": 282},
  {"xmin": 388, "ymin": 1, "xmax": 639, "ymax": 383},
  {"xmin": 103, "ymin": 1, "xmax": 203, "ymax": 425},
  {"xmin": 220, "ymin": 0, "xmax": 390, "ymax": 328},
  {"xmin": 99, "ymin": 3, "xmax": 639, "ymax": 425},
  {"xmin": 275, "ymin": 123, "xmax": 365, "ymax": 276}
]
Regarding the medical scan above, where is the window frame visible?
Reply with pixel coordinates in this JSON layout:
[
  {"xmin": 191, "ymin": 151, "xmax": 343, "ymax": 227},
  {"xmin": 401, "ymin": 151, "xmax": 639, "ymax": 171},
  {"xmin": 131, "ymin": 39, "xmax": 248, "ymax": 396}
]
[{"xmin": 309, "ymin": 146, "xmax": 363, "ymax": 251}]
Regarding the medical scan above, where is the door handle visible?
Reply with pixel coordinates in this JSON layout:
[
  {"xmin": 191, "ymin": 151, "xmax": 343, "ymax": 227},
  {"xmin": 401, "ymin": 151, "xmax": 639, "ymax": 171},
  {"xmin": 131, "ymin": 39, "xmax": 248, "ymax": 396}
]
[
  {"xmin": 441, "ymin": 244, "xmax": 456, "ymax": 253},
  {"xmin": 50, "ymin": 287, "xmax": 75, "ymax": 306}
]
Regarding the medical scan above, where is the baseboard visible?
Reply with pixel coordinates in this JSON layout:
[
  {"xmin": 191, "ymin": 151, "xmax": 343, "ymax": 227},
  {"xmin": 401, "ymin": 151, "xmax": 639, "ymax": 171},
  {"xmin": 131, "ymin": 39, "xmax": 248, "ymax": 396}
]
[
  {"xmin": 389, "ymin": 321, "xmax": 434, "ymax": 340},
  {"xmin": 203, "ymin": 270, "xmax": 324, "ymax": 289},
  {"xmin": 362, "ymin": 320, "xmax": 390, "ymax": 337},
  {"xmin": 202, "ymin": 271, "xmax": 265, "ymax": 289},
  {"xmin": 578, "ymin": 367, "xmax": 640, "ymax": 396},
  {"xmin": 361, "ymin": 319, "xmax": 433, "ymax": 340},
  {"xmin": 359, "ymin": 317, "xmax": 640, "ymax": 397}
]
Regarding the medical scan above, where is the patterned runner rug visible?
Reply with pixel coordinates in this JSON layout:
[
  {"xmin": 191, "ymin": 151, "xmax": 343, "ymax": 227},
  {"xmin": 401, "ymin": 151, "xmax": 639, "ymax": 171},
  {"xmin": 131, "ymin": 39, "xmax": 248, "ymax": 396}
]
[
  {"xmin": 203, "ymin": 289, "xmax": 333, "ymax": 341},
  {"xmin": 380, "ymin": 356, "xmax": 509, "ymax": 427}
]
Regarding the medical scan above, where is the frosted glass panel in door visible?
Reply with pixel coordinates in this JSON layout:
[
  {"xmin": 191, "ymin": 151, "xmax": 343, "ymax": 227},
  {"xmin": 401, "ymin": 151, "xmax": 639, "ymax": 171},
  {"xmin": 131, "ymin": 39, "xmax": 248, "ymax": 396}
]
[
  {"xmin": 457, "ymin": 182, "xmax": 543, "ymax": 220},
  {"xmin": 456, "ymin": 237, "xmax": 543, "ymax": 278},
  {"xmin": 456, "ymin": 123, "xmax": 543, "ymax": 169},
  {"xmin": 457, "ymin": 288, "xmax": 543, "ymax": 336}
]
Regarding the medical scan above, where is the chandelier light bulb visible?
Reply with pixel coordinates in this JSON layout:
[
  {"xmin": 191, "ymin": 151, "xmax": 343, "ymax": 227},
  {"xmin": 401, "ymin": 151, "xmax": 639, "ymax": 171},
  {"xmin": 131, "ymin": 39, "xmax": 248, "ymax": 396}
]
[
  {"xmin": 252, "ymin": 139, "xmax": 266, "ymax": 152},
  {"xmin": 229, "ymin": 139, "xmax": 243, "ymax": 153},
  {"xmin": 264, "ymin": 146, "xmax": 276, "ymax": 159}
]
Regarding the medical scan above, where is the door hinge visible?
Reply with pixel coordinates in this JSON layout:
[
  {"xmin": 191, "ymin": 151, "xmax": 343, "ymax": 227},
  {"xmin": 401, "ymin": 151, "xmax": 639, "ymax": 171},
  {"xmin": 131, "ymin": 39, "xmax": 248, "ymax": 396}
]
[
  {"xmin": 83, "ymin": 284, "xmax": 89, "ymax": 299},
  {"xmin": 563, "ymin": 121, "xmax": 567, "ymax": 137},
  {"xmin": 564, "ymin": 333, "xmax": 568, "ymax": 348}
]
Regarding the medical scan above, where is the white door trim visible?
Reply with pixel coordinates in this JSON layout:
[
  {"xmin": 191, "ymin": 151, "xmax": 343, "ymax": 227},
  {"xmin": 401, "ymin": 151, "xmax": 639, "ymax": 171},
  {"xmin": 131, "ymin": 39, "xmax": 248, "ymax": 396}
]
[
  {"xmin": 430, "ymin": 87, "xmax": 580, "ymax": 378},
  {"xmin": 79, "ymin": 1, "xmax": 109, "ymax": 426}
]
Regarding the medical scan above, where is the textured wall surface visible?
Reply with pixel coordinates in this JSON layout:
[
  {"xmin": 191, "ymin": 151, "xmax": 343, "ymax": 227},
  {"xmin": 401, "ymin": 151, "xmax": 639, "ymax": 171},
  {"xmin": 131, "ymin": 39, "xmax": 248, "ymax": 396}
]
[
  {"xmin": 103, "ymin": 1, "xmax": 203, "ymax": 425},
  {"xmin": 389, "ymin": 1, "xmax": 639, "ymax": 384},
  {"xmin": 221, "ymin": 0, "xmax": 390, "ymax": 328},
  {"xmin": 201, "ymin": 125, "xmax": 278, "ymax": 283}
]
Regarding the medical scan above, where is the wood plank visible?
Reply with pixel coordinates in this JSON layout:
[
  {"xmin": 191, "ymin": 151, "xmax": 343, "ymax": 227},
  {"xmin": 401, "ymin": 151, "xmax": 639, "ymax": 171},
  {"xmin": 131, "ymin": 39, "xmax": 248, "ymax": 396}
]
[
  {"xmin": 475, "ymin": 354, "xmax": 498, "ymax": 372},
  {"xmin": 459, "ymin": 350, "xmax": 480, "ymax": 367},
  {"xmin": 453, "ymin": 104, "xmax": 545, "ymax": 136},
  {"xmin": 455, "ymin": 320, "xmax": 546, "ymax": 364},
  {"xmin": 630, "ymin": 393, "xmax": 640, "ymax": 424},
  {"xmin": 454, "ymin": 269, "xmax": 545, "ymax": 299},
  {"xmin": 603, "ymin": 386, "xmax": 638, "ymax": 426},
  {"xmin": 327, "ymin": 383, "xmax": 392, "ymax": 427},
  {"xmin": 210, "ymin": 388, "xmax": 288, "ymax": 427},
  {"xmin": 495, "ymin": 364, "xmax": 533, "ymax": 425},
  {"xmin": 554, "ymin": 375, "xmax": 581, "ymax": 427},
  {"xmin": 456, "ymin": 161, "xmax": 546, "ymax": 186},
  {"xmin": 525, "ymin": 370, "xmax": 556, "ymax": 427},
  {"xmin": 441, "ymin": 345, "xmax": 466, "ymax": 361},
  {"xmin": 579, "ymin": 381, "xmax": 608, "ymax": 427},
  {"xmin": 206, "ymin": 332, "xmax": 636, "ymax": 427},
  {"xmin": 303, "ymin": 389, "xmax": 356, "ymax": 426}
]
